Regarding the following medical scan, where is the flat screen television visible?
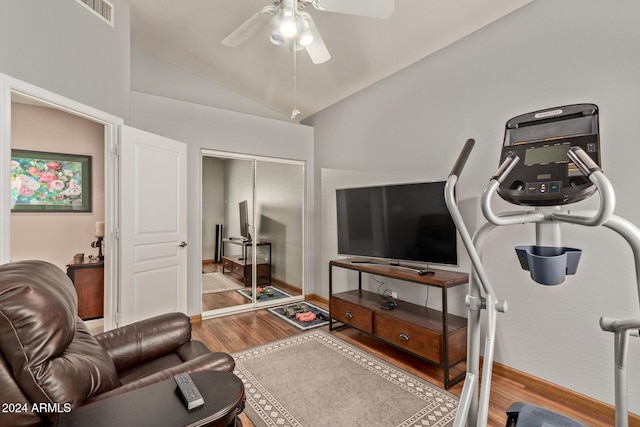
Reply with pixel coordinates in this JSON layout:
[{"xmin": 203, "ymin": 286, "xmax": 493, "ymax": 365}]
[
  {"xmin": 239, "ymin": 200, "xmax": 251, "ymax": 241},
  {"xmin": 336, "ymin": 181, "xmax": 457, "ymax": 266}
]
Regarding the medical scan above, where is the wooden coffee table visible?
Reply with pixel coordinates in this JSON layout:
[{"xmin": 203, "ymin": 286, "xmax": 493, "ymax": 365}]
[{"xmin": 56, "ymin": 371, "xmax": 244, "ymax": 427}]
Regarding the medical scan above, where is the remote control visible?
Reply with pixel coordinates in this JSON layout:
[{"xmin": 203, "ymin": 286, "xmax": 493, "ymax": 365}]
[{"xmin": 174, "ymin": 373, "xmax": 204, "ymax": 410}]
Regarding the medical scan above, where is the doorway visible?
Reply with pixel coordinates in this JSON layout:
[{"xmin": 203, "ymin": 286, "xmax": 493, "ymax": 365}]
[
  {"xmin": 0, "ymin": 75, "xmax": 121, "ymax": 330},
  {"xmin": 201, "ymin": 151, "xmax": 305, "ymax": 317}
]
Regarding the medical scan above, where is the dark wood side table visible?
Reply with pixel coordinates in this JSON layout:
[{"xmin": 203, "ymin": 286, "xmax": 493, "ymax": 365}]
[
  {"xmin": 66, "ymin": 258, "xmax": 104, "ymax": 320},
  {"xmin": 55, "ymin": 371, "xmax": 245, "ymax": 427}
]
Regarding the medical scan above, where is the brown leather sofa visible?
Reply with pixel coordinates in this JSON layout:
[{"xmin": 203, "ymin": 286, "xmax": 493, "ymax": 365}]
[{"xmin": 0, "ymin": 260, "xmax": 237, "ymax": 426}]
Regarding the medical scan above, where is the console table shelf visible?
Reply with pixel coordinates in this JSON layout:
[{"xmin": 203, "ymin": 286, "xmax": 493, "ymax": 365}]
[
  {"xmin": 329, "ymin": 257, "xmax": 469, "ymax": 389},
  {"xmin": 221, "ymin": 239, "xmax": 271, "ymax": 286}
]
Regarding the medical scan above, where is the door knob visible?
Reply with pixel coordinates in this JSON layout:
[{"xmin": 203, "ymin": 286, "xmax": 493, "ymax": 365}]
[{"xmin": 178, "ymin": 241, "xmax": 188, "ymax": 248}]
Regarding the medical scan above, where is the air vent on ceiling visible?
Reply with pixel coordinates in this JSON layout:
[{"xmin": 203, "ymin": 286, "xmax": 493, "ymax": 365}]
[{"xmin": 75, "ymin": 0, "xmax": 114, "ymax": 27}]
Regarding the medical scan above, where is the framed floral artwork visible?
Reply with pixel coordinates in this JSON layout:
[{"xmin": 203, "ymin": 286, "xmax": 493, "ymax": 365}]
[{"xmin": 10, "ymin": 150, "xmax": 92, "ymax": 212}]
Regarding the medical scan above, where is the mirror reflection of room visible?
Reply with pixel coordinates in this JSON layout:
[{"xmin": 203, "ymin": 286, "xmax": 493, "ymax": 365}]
[{"xmin": 201, "ymin": 155, "xmax": 304, "ymax": 314}]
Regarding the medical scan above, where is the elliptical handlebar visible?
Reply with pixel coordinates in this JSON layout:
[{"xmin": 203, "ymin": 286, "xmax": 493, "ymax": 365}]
[
  {"xmin": 449, "ymin": 138, "xmax": 476, "ymax": 178},
  {"xmin": 567, "ymin": 146, "xmax": 601, "ymax": 176},
  {"xmin": 445, "ymin": 140, "xmax": 502, "ymax": 300},
  {"xmin": 600, "ymin": 316, "xmax": 640, "ymax": 337},
  {"xmin": 549, "ymin": 147, "xmax": 616, "ymax": 227},
  {"xmin": 492, "ymin": 152, "xmax": 519, "ymax": 183}
]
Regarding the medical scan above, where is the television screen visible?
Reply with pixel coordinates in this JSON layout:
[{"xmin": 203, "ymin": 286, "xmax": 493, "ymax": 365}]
[{"xmin": 336, "ymin": 181, "xmax": 457, "ymax": 266}]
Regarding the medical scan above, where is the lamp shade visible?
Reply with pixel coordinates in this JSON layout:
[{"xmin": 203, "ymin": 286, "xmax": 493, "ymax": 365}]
[{"xmin": 94, "ymin": 221, "xmax": 105, "ymax": 238}]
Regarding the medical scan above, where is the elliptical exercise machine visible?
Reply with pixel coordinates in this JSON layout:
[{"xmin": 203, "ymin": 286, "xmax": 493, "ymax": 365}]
[{"xmin": 445, "ymin": 104, "xmax": 640, "ymax": 426}]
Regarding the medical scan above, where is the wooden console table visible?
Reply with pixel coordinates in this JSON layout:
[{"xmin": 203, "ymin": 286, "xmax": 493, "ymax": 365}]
[
  {"xmin": 66, "ymin": 258, "xmax": 104, "ymax": 320},
  {"xmin": 329, "ymin": 257, "xmax": 469, "ymax": 388},
  {"xmin": 221, "ymin": 238, "xmax": 271, "ymax": 286}
]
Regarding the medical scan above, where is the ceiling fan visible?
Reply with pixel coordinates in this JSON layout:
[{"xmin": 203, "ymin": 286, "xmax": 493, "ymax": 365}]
[{"xmin": 222, "ymin": 0, "xmax": 395, "ymax": 64}]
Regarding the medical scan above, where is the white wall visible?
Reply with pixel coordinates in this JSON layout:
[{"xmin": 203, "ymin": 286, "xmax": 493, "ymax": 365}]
[
  {"xmin": 10, "ymin": 103, "xmax": 105, "ymax": 270},
  {"xmin": 0, "ymin": 0, "xmax": 131, "ymax": 121},
  {"xmin": 130, "ymin": 91, "xmax": 314, "ymax": 318},
  {"xmin": 311, "ymin": 0, "xmax": 640, "ymax": 414},
  {"xmin": 223, "ymin": 158, "xmax": 254, "ymax": 253},
  {"xmin": 132, "ymin": 48, "xmax": 288, "ymax": 122},
  {"xmin": 202, "ymin": 156, "xmax": 225, "ymax": 261}
]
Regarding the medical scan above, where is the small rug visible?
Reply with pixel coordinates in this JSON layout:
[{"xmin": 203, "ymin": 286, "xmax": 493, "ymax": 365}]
[
  {"xmin": 202, "ymin": 273, "xmax": 244, "ymax": 293},
  {"xmin": 267, "ymin": 302, "xmax": 330, "ymax": 331},
  {"xmin": 232, "ymin": 330, "xmax": 458, "ymax": 427},
  {"xmin": 236, "ymin": 286, "xmax": 292, "ymax": 302}
]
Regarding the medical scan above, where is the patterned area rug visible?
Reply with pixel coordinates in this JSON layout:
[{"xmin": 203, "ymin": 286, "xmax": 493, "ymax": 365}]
[
  {"xmin": 232, "ymin": 330, "xmax": 458, "ymax": 427},
  {"xmin": 267, "ymin": 302, "xmax": 330, "ymax": 331},
  {"xmin": 202, "ymin": 273, "xmax": 244, "ymax": 293}
]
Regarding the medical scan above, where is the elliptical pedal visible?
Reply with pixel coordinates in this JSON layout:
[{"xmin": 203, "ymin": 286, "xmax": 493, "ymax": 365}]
[{"xmin": 506, "ymin": 402, "xmax": 588, "ymax": 427}]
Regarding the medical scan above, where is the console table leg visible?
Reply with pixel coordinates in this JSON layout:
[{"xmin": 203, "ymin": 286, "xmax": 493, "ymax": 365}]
[
  {"xmin": 442, "ymin": 287, "xmax": 451, "ymax": 388},
  {"xmin": 329, "ymin": 264, "xmax": 334, "ymax": 331}
]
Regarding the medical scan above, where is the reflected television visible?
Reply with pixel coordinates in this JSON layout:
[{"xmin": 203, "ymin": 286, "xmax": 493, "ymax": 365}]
[{"xmin": 239, "ymin": 200, "xmax": 251, "ymax": 242}]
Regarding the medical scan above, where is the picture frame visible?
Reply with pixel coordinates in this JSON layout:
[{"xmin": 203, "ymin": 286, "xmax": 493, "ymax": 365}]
[{"xmin": 10, "ymin": 149, "xmax": 92, "ymax": 212}]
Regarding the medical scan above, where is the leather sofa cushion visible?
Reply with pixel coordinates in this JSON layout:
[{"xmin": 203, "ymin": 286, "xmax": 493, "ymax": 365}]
[
  {"xmin": 118, "ymin": 353, "xmax": 184, "ymax": 385},
  {"xmin": 117, "ymin": 340, "xmax": 233, "ymax": 385},
  {"xmin": 0, "ymin": 261, "xmax": 120, "ymax": 416}
]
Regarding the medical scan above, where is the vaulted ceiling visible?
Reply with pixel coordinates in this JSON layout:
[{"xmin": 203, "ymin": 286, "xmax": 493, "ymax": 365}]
[{"xmin": 130, "ymin": 0, "xmax": 533, "ymax": 122}]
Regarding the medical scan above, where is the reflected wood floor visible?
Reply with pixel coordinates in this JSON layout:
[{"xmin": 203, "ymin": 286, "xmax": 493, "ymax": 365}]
[
  {"xmin": 201, "ymin": 262, "xmax": 303, "ymax": 312},
  {"xmin": 192, "ymin": 300, "xmax": 635, "ymax": 427}
]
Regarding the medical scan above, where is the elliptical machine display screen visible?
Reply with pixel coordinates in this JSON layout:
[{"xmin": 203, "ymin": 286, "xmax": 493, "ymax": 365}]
[
  {"xmin": 523, "ymin": 144, "xmax": 571, "ymax": 166},
  {"xmin": 498, "ymin": 104, "xmax": 600, "ymax": 206}
]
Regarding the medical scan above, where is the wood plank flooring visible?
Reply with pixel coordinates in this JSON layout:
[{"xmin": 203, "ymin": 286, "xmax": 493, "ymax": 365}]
[{"xmin": 191, "ymin": 300, "xmax": 637, "ymax": 427}]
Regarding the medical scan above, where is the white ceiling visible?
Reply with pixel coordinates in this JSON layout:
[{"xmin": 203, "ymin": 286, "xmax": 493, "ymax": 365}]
[{"xmin": 130, "ymin": 0, "xmax": 533, "ymax": 122}]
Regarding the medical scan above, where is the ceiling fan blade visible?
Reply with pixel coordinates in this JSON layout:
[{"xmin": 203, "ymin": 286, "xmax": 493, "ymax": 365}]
[
  {"xmin": 312, "ymin": 0, "xmax": 394, "ymax": 19},
  {"xmin": 303, "ymin": 13, "xmax": 330, "ymax": 64},
  {"xmin": 222, "ymin": 6, "xmax": 276, "ymax": 47}
]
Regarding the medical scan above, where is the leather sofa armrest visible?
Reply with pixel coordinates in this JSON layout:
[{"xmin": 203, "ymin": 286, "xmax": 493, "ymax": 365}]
[
  {"xmin": 93, "ymin": 312, "xmax": 192, "ymax": 372},
  {"xmin": 84, "ymin": 352, "xmax": 236, "ymax": 404}
]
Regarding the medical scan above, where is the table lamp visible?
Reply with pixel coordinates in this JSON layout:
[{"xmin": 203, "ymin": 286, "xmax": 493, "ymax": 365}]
[{"xmin": 90, "ymin": 221, "xmax": 104, "ymax": 261}]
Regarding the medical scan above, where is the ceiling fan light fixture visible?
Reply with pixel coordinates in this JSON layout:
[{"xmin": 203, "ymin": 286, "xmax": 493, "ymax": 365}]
[
  {"xmin": 289, "ymin": 39, "xmax": 304, "ymax": 52},
  {"xmin": 279, "ymin": 16, "xmax": 297, "ymax": 38},
  {"xmin": 298, "ymin": 30, "xmax": 313, "ymax": 46},
  {"xmin": 270, "ymin": 32, "xmax": 285, "ymax": 45},
  {"xmin": 270, "ymin": 13, "xmax": 286, "ymax": 45},
  {"xmin": 279, "ymin": 0, "xmax": 297, "ymax": 38},
  {"xmin": 296, "ymin": 13, "xmax": 314, "ymax": 46}
]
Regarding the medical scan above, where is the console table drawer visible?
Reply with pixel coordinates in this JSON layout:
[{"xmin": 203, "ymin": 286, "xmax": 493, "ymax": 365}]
[
  {"xmin": 330, "ymin": 297, "xmax": 374, "ymax": 333},
  {"xmin": 222, "ymin": 258, "xmax": 241, "ymax": 274},
  {"xmin": 222, "ymin": 254, "xmax": 271, "ymax": 286},
  {"xmin": 374, "ymin": 314, "xmax": 442, "ymax": 363}
]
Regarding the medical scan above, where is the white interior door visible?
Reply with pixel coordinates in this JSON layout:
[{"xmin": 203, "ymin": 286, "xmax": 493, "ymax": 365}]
[{"xmin": 119, "ymin": 126, "xmax": 187, "ymax": 325}]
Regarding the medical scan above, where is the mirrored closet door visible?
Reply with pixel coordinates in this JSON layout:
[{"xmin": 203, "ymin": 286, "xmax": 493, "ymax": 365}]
[{"xmin": 201, "ymin": 151, "xmax": 305, "ymax": 317}]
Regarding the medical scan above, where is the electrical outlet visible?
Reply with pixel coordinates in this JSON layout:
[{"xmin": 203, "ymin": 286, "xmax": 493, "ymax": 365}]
[{"xmin": 391, "ymin": 291, "xmax": 398, "ymax": 299}]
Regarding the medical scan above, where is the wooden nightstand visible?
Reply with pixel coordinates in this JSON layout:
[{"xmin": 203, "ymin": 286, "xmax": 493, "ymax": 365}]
[{"xmin": 66, "ymin": 258, "xmax": 104, "ymax": 320}]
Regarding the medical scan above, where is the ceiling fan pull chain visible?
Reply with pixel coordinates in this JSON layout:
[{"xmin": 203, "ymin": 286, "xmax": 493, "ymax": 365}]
[{"xmin": 291, "ymin": 37, "xmax": 301, "ymax": 119}]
